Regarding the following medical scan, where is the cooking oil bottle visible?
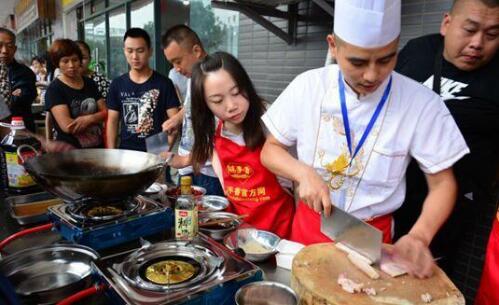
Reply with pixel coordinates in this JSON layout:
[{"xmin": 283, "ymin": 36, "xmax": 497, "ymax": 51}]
[
  {"xmin": 175, "ymin": 176, "xmax": 198, "ymax": 240},
  {"xmin": 0, "ymin": 117, "xmax": 41, "ymax": 195}
]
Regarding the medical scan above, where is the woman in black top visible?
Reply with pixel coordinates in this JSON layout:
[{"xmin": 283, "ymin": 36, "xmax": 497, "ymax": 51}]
[
  {"xmin": 75, "ymin": 40, "xmax": 110, "ymax": 99},
  {"xmin": 45, "ymin": 39, "xmax": 107, "ymax": 148}
]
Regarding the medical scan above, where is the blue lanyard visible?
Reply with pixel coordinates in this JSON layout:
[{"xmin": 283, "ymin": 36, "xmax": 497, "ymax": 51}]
[{"xmin": 338, "ymin": 72, "xmax": 392, "ymax": 164}]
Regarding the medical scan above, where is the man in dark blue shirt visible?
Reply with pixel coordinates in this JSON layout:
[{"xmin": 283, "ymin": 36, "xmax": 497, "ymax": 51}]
[
  {"xmin": 0, "ymin": 27, "xmax": 36, "ymax": 132},
  {"xmin": 106, "ymin": 28, "xmax": 179, "ymax": 151}
]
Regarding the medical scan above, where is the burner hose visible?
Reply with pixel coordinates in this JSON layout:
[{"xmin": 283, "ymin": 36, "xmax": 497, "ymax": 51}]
[
  {"xmin": 56, "ymin": 283, "xmax": 108, "ymax": 305},
  {"xmin": 0, "ymin": 223, "xmax": 53, "ymax": 252}
]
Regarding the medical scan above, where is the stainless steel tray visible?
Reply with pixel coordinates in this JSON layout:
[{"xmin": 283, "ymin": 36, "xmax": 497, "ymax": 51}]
[
  {"xmin": 8, "ymin": 206, "xmax": 49, "ymax": 225},
  {"xmin": 7, "ymin": 192, "xmax": 62, "ymax": 225}
]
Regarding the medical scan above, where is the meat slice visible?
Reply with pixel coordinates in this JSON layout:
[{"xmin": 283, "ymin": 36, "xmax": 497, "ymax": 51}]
[
  {"xmin": 421, "ymin": 293, "xmax": 433, "ymax": 303},
  {"xmin": 337, "ymin": 273, "xmax": 364, "ymax": 293}
]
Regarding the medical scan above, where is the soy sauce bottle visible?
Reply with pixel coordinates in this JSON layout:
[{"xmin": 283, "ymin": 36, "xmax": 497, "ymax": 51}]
[
  {"xmin": 0, "ymin": 117, "xmax": 41, "ymax": 195},
  {"xmin": 175, "ymin": 176, "xmax": 198, "ymax": 240}
]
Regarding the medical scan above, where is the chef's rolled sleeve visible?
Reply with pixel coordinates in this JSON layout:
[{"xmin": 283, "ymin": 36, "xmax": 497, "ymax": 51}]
[
  {"xmin": 261, "ymin": 76, "xmax": 304, "ymax": 147},
  {"xmin": 410, "ymin": 95, "xmax": 470, "ymax": 174}
]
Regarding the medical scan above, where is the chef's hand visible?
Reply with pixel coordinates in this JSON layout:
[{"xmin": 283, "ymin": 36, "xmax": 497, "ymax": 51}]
[
  {"xmin": 391, "ymin": 233, "xmax": 434, "ymax": 279},
  {"xmin": 41, "ymin": 139, "xmax": 75, "ymax": 153},
  {"xmin": 162, "ymin": 111, "xmax": 183, "ymax": 134},
  {"xmin": 296, "ymin": 166, "xmax": 333, "ymax": 216},
  {"xmin": 27, "ymin": 132, "xmax": 75, "ymax": 153},
  {"xmin": 67, "ymin": 116, "xmax": 93, "ymax": 134}
]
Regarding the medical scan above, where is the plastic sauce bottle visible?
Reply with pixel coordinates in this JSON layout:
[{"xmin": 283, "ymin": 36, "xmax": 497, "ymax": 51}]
[
  {"xmin": 0, "ymin": 117, "xmax": 41, "ymax": 195},
  {"xmin": 175, "ymin": 176, "xmax": 198, "ymax": 240}
]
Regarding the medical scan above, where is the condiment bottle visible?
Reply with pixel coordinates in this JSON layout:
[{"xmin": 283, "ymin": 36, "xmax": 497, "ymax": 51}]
[
  {"xmin": 175, "ymin": 176, "xmax": 198, "ymax": 240},
  {"xmin": 0, "ymin": 117, "xmax": 41, "ymax": 195}
]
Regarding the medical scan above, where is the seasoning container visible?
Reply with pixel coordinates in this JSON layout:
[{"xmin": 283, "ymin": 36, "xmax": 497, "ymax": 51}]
[
  {"xmin": 175, "ymin": 176, "xmax": 198, "ymax": 240},
  {"xmin": 0, "ymin": 117, "xmax": 41, "ymax": 195}
]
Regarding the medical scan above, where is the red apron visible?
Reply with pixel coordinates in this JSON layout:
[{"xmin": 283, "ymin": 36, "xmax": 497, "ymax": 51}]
[
  {"xmin": 214, "ymin": 122, "xmax": 294, "ymax": 238},
  {"xmin": 475, "ymin": 212, "xmax": 499, "ymax": 305},
  {"xmin": 290, "ymin": 201, "xmax": 393, "ymax": 245}
]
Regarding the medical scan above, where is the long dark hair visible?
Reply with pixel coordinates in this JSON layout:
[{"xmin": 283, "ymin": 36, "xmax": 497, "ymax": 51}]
[{"xmin": 191, "ymin": 52, "xmax": 265, "ymax": 173}]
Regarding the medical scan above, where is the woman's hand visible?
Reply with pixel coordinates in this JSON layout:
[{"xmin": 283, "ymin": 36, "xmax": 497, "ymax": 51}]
[
  {"xmin": 296, "ymin": 166, "xmax": 333, "ymax": 216},
  {"xmin": 67, "ymin": 115, "xmax": 94, "ymax": 134}
]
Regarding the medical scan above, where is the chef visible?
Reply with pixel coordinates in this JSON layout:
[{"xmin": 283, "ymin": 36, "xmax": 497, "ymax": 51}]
[{"xmin": 261, "ymin": 0, "xmax": 470, "ymax": 278}]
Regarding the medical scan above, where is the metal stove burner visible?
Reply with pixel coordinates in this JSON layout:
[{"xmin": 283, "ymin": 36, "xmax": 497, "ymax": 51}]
[
  {"xmin": 118, "ymin": 240, "xmax": 224, "ymax": 292},
  {"xmin": 47, "ymin": 196, "xmax": 173, "ymax": 250},
  {"xmin": 141, "ymin": 256, "xmax": 200, "ymax": 285},
  {"xmin": 67, "ymin": 198, "xmax": 140, "ymax": 222}
]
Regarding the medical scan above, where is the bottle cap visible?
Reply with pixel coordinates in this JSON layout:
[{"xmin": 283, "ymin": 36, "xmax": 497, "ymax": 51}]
[
  {"xmin": 180, "ymin": 176, "xmax": 192, "ymax": 186},
  {"xmin": 10, "ymin": 117, "xmax": 25, "ymax": 129}
]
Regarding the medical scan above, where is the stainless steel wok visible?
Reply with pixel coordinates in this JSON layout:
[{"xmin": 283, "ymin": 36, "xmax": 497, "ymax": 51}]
[
  {"xmin": 23, "ymin": 149, "xmax": 164, "ymax": 202},
  {"xmin": 0, "ymin": 244, "xmax": 99, "ymax": 305}
]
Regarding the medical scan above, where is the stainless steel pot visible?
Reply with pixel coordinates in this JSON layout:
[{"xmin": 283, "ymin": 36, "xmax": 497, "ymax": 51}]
[
  {"xmin": 23, "ymin": 149, "xmax": 164, "ymax": 202},
  {"xmin": 235, "ymin": 281, "xmax": 298, "ymax": 305},
  {"xmin": 0, "ymin": 244, "xmax": 99, "ymax": 305}
]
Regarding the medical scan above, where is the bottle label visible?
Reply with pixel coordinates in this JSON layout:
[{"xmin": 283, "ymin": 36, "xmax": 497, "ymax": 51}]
[
  {"xmin": 175, "ymin": 208, "xmax": 198, "ymax": 240},
  {"xmin": 5, "ymin": 151, "xmax": 36, "ymax": 188}
]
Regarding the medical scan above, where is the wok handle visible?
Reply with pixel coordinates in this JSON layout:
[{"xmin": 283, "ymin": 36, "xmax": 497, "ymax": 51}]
[
  {"xmin": 56, "ymin": 283, "xmax": 108, "ymax": 305},
  {"xmin": 16, "ymin": 144, "xmax": 41, "ymax": 163},
  {"xmin": 0, "ymin": 223, "xmax": 53, "ymax": 251}
]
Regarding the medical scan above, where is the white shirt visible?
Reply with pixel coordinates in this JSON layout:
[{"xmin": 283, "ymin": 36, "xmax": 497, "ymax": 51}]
[{"xmin": 262, "ymin": 65, "xmax": 469, "ymax": 220}]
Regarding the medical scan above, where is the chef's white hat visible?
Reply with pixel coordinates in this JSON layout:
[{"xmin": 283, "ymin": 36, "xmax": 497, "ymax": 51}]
[{"xmin": 334, "ymin": 0, "xmax": 401, "ymax": 48}]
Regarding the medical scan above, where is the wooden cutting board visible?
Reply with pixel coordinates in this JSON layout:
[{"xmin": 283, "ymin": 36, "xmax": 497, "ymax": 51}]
[{"xmin": 291, "ymin": 243, "xmax": 465, "ymax": 305}]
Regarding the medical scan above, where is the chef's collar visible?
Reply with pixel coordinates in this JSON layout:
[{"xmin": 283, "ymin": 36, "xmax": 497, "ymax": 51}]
[{"xmin": 342, "ymin": 73, "xmax": 392, "ymax": 103}]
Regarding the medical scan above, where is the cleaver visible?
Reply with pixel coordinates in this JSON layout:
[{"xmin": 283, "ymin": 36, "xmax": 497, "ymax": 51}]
[
  {"xmin": 145, "ymin": 132, "xmax": 169, "ymax": 155},
  {"xmin": 321, "ymin": 207, "xmax": 382, "ymax": 263}
]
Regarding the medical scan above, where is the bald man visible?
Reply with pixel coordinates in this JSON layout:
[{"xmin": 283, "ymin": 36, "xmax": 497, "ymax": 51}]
[{"xmin": 394, "ymin": 0, "xmax": 499, "ymax": 295}]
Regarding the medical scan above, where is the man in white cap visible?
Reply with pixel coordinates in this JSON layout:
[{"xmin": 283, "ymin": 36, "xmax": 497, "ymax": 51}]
[{"xmin": 261, "ymin": 0, "xmax": 470, "ymax": 278}]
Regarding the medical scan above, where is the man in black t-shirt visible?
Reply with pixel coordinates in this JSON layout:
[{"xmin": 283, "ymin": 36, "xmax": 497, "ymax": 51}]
[
  {"xmin": 395, "ymin": 0, "xmax": 499, "ymax": 284},
  {"xmin": 107, "ymin": 28, "xmax": 179, "ymax": 152}
]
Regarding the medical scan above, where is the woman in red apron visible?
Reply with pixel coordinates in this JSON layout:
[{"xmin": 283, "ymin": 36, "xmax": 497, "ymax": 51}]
[
  {"xmin": 170, "ymin": 51, "xmax": 294, "ymax": 238},
  {"xmin": 475, "ymin": 211, "xmax": 499, "ymax": 305}
]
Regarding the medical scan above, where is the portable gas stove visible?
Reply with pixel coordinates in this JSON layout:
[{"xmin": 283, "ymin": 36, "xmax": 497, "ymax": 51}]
[
  {"xmin": 96, "ymin": 233, "xmax": 263, "ymax": 305},
  {"xmin": 47, "ymin": 195, "xmax": 173, "ymax": 250}
]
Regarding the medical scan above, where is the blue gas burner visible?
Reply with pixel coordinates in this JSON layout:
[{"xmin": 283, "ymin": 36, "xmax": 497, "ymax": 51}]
[{"xmin": 47, "ymin": 196, "xmax": 173, "ymax": 250}]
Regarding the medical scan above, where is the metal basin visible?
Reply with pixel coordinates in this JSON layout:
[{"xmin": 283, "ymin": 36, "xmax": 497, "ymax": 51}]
[
  {"xmin": 199, "ymin": 212, "xmax": 241, "ymax": 240},
  {"xmin": 235, "ymin": 281, "xmax": 298, "ymax": 305},
  {"xmin": 0, "ymin": 244, "xmax": 99, "ymax": 305},
  {"xmin": 23, "ymin": 149, "xmax": 164, "ymax": 202},
  {"xmin": 199, "ymin": 195, "xmax": 229, "ymax": 213},
  {"xmin": 224, "ymin": 228, "xmax": 280, "ymax": 262}
]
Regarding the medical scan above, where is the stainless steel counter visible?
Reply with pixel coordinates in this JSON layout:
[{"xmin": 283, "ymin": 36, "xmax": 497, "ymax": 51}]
[{"xmin": 0, "ymin": 197, "xmax": 292, "ymax": 287}]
